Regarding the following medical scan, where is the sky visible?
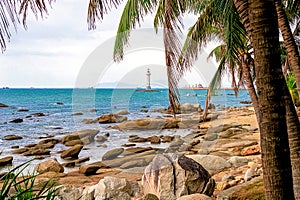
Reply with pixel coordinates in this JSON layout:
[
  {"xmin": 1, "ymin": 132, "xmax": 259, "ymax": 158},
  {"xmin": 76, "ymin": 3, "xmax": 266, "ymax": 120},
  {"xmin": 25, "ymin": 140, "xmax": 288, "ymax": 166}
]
[{"xmin": 0, "ymin": 0, "xmax": 220, "ymax": 88}]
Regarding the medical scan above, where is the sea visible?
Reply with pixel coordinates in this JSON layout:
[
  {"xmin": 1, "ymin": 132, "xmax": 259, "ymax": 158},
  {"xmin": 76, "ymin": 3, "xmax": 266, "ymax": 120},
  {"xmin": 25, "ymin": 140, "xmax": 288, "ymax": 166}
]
[{"xmin": 0, "ymin": 88, "xmax": 251, "ymax": 171}]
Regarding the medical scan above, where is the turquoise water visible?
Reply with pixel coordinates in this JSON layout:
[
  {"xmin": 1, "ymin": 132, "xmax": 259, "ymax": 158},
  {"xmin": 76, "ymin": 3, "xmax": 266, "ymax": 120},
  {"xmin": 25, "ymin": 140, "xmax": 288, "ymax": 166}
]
[{"xmin": 0, "ymin": 88, "xmax": 251, "ymax": 168}]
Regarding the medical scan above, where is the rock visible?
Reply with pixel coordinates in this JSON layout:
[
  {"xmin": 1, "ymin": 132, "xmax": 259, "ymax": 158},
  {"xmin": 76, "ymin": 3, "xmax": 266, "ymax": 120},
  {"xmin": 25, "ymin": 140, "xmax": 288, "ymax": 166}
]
[
  {"xmin": 241, "ymin": 145, "xmax": 260, "ymax": 156},
  {"xmin": 163, "ymin": 118, "xmax": 180, "ymax": 129},
  {"xmin": 169, "ymin": 138, "xmax": 184, "ymax": 147},
  {"xmin": 33, "ymin": 112, "xmax": 45, "ymax": 117},
  {"xmin": 35, "ymin": 158, "xmax": 64, "ymax": 174},
  {"xmin": 72, "ymin": 112, "xmax": 83, "ymax": 116},
  {"xmin": 23, "ymin": 148, "xmax": 50, "ymax": 156},
  {"xmin": 93, "ymin": 176, "xmax": 133, "ymax": 200},
  {"xmin": 0, "ymin": 156, "xmax": 13, "ymax": 166},
  {"xmin": 55, "ymin": 185, "xmax": 83, "ymax": 200},
  {"xmin": 142, "ymin": 154, "xmax": 215, "ymax": 199},
  {"xmin": 38, "ymin": 138, "xmax": 59, "ymax": 145},
  {"xmin": 114, "ymin": 110, "xmax": 130, "ymax": 115},
  {"xmin": 9, "ymin": 118, "xmax": 23, "ymax": 123},
  {"xmin": 149, "ymin": 136, "xmax": 161, "ymax": 144},
  {"xmin": 219, "ymin": 128, "xmax": 245, "ymax": 138},
  {"xmin": 142, "ymin": 193, "xmax": 159, "ymax": 200},
  {"xmin": 4, "ymin": 135, "xmax": 23, "ymax": 140},
  {"xmin": 180, "ymin": 103, "xmax": 201, "ymax": 113},
  {"xmin": 121, "ymin": 143, "xmax": 136, "ymax": 147},
  {"xmin": 120, "ymin": 159, "xmax": 147, "ymax": 169},
  {"xmin": 95, "ymin": 135, "xmax": 107, "ymax": 143},
  {"xmin": 240, "ymin": 100, "xmax": 252, "ymax": 104},
  {"xmin": 81, "ymin": 118, "xmax": 98, "ymax": 124},
  {"xmin": 207, "ymin": 122, "xmax": 240, "ymax": 134},
  {"xmin": 161, "ymin": 135, "xmax": 174, "ymax": 143},
  {"xmin": 79, "ymin": 164, "xmax": 102, "ymax": 175},
  {"xmin": 228, "ymin": 156, "xmax": 249, "ymax": 168},
  {"xmin": 102, "ymin": 148, "xmax": 124, "ymax": 160},
  {"xmin": 64, "ymin": 140, "xmax": 83, "ymax": 146},
  {"xmin": 17, "ymin": 107, "xmax": 29, "ymax": 112},
  {"xmin": 187, "ymin": 155, "xmax": 232, "ymax": 175},
  {"xmin": 122, "ymin": 147, "xmax": 153, "ymax": 156},
  {"xmin": 61, "ymin": 145, "xmax": 83, "ymax": 159},
  {"xmin": 113, "ymin": 118, "xmax": 166, "ymax": 130},
  {"xmin": 56, "ymin": 102, "xmax": 64, "ymax": 105},
  {"xmin": 177, "ymin": 194, "xmax": 214, "ymax": 200},
  {"xmin": 61, "ymin": 129, "xmax": 99, "ymax": 144},
  {"xmin": 0, "ymin": 103, "xmax": 9, "ymax": 108},
  {"xmin": 128, "ymin": 137, "xmax": 148, "ymax": 143},
  {"xmin": 62, "ymin": 162, "xmax": 75, "ymax": 168},
  {"xmin": 12, "ymin": 148, "xmax": 28, "ymax": 154},
  {"xmin": 97, "ymin": 114, "xmax": 127, "ymax": 124},
  {"xmin": 89, "ymin": 109, "xmax": 97, "ymax": 112}
]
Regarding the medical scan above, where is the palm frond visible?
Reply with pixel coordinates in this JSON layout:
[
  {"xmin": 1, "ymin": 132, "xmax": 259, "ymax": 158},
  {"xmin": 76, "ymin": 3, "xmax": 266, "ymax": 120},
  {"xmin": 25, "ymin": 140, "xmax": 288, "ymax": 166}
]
[
  {"xmin": 87, "ymin": 0, "xmax": 123, "ymax": 30},
  {"xmin": 114, "ymin": 0, "xmax": 157, "ymax": 61},
  {"xmin": 19, "ymin": 0, "xmax": 55, "ymax": 29},
  {"xmin": 0, "ymin": 0, "xmax": 19, "ymax": 52}
]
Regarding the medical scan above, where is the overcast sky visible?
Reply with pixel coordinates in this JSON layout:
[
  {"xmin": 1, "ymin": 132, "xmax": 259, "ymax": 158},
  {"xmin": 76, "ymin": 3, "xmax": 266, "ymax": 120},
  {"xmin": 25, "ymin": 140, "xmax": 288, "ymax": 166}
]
[{"xmin": 0, "ymin": 0, "xmax": 219, "ymax": 88}]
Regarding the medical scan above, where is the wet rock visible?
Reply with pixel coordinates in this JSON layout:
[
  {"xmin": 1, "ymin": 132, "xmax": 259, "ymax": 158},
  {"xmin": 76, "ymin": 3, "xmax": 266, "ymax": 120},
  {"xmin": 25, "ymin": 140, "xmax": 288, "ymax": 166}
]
[
  {"xmin": 95, "ymin": 135, "xmax": 107, "ymax": 143},
  {"xmin": 61, "ymin": 129, "xmax": 99, "ymax": 145},
  {"xmin": 149, "ymin": 136, "xmax": 161, "ymax": 144},
  {"xmin": 81, "ymin": 119, "xmax": 98, "ymax": 124},
  {"xmin": 11, "ymin": 146, "xmax": 19, "ymax": 149},
  {"xmin": 9, "ymin": 118, "xmax": 23, "ymax": 123},
  {"xmin": 56, "ymin": 102, "xmax": 64, "ymax": 105},
  {"xmin": 23, "ymin": 148, "xmax": 50, "ymax": 156},
  {"xmin": 62, "ymin": 162, "xmax": 75, "ymax": 168},
  {"xmin": 97, "ymin": 114, "xmax": 127, "ymax": 124},
  {"xmin": 33, "ymin": 112, "xmax": 46, "ymax": 117},
  {"xmin": 113, "ymin": 118, "xmax": 166, "ymax": 130},
  {"xmin": 12, "ymin": 148, "xmax": 28, "ymax": 154},
  {"xmin": 121, "ymin": 143, "xmax": 136, "ymax": 147},
  {"xmin": 0, "ymin": 156, "xmax": 13, "ymax": 166},
  {"xmin": 142, "ymin": 154, "xmax": 215, "ymax": 199},
  {"xmin": 114, "ymin": 110, "xmax": 130, "ymax": 115},
  {"xmin": 38, "ymin": 138, "xmax": 59, "ymax": 146},
  {"xmin": 4, "ymin": 134, "xmax": 23, "ymax": 140},
  {"xmin": 241, "ymin": 145, "xmax": 260, "ymax": 156},
  {"xmin": 71, "ymin": 112, "xmax": 83, "ymax": 116},
  {"xmin": 61, "ymin": 144, "xmax": 83, "ymax": 159},
  {"xmin": 187, "ymin": 155, "xmax": 232, "ymax": 175},
  {"xmin": 17, "ymin": 108, "xmax": 29, "ymax": 112},
  {"xmin": 0, "ymin": 103, "xmax": 9, "ymax": 108},
  {"xmin": 128, "ymin": 137, "xmax": 148, "ymax": 143},
  {"xmin": 64, "ymin": 140, "xmax": 83, "ymax": 146},
  {"xmin": 240, "ymin": 100, "xmax": 252, "ymax": 104},
  {"xmin": 102, "ymin": 148, "xmax": 124, "ymax": 160},
  {"xmin": 161, "ymin": 135, "xmax": 174, "ymax": 143},
  {"xmin": 35, "ymin": 158, "xmax": 64, "ymax": 174}
]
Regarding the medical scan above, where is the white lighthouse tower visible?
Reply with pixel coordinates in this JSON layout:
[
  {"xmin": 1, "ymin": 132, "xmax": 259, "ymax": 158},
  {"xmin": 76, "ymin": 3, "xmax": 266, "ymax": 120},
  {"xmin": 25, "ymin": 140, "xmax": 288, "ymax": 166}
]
[{"xmin": 146, "ymin": 68, "xmax": 151, "ymax": 90}]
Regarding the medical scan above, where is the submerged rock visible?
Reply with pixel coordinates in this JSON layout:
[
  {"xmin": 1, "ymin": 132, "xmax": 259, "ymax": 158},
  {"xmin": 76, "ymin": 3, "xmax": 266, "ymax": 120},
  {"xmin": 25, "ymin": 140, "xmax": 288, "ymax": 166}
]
[
  {"xmin": 4, "ymin": 134, "xmax": 23, "ymax": 140},
  {"xmin": 9, "ymin": 118, "xmax": 23, "ymax": 123},
  {"xmin": 98, "ymin": 114, "xmax": 127, "ymax": 124},
  {"xmin": 114, "ymin": 110, "xmax": 130, "ymax": 115},
  {"xmin": 0, "ymin": 103, "xmax": 9, "ymax": 108},
  {"xmin": 142, "ymin": 153, "xmax": 215, "ymax": 199},
  {"xmin": 61, "ymin": 129, "xmax": 99, "ymax": 145}
]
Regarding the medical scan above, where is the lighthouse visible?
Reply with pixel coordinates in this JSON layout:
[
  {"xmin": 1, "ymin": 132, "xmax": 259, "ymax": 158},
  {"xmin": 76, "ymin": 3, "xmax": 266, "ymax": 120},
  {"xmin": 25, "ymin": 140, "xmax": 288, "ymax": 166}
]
[{"xmin": 146, "ymin": 68, "xmax": 151, "ymax": 90}]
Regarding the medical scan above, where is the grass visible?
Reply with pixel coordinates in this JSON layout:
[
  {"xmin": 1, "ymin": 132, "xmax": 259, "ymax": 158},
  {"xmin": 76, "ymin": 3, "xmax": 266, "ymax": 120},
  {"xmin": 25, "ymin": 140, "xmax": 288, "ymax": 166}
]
[
  {"xmin": 230, "ymin": 179, "xmax": 265, "ymax": 200},
  {"xmin": 0, "ymin": 160, "xmax": 59, "ymax": 200}
]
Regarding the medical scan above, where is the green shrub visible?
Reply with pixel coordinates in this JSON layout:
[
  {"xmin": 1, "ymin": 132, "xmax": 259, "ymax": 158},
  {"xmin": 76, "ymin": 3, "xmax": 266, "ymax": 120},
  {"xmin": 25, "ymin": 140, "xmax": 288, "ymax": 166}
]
[{"xmin": 0, "ymin": 161, "xmax": 58, "ymax": 200}]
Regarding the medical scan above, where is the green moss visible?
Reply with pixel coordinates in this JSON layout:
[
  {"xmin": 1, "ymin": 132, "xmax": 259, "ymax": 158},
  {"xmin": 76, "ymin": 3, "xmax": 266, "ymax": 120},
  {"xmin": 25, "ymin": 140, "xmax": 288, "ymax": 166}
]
[{"xmin": 230, "ymin": 179, "xmax": 265, "ymax": 200}]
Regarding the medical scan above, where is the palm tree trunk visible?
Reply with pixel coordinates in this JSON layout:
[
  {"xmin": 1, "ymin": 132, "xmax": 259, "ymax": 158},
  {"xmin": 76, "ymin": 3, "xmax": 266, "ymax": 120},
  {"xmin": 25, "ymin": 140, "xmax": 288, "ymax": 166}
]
[
  {"xmin": 242, "ymin": 53, "xmax": 260, "ymax": 122},
  {"xmin": 249, "ymin": 0, "xmax": 295, "ymax": 199},
  {"xmin": 275, "ymin": 1, "xmax": 300, "ymax": 198},
  {"xmin": 202, "ymin": 88, "xmax": 211, "ymax": 121},
  {"xmin": 275, "ymin": 0, "xmax": 300, "ymax": 100}
]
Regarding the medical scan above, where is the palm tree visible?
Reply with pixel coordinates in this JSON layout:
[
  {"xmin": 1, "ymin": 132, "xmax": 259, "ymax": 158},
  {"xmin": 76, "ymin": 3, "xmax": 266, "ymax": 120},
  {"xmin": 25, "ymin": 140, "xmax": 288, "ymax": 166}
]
[{"xmin": 248, "ymin": 0, "xmax": 294, "ymax": 199}]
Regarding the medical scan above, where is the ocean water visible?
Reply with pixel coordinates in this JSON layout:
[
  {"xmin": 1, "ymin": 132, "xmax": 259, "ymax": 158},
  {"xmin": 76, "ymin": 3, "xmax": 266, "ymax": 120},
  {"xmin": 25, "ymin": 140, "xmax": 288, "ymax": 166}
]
[{"xmin": 0, "ymin": 88, "xmax": 251, "ymax": 170}]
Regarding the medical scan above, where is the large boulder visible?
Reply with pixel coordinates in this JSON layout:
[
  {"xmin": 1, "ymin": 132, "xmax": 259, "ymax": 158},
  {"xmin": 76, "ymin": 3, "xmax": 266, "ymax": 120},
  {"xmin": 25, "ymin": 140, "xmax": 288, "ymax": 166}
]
[
  {"xmin": 102, "ymin": 148, "xmax": 124, "ymax": 160},
  {"xmin": 142, "ymin": 154, "xmax": 215, "ymax": 200},
  {"xmin": 87, "ymin": 176, "xmax": 133, "ymax": 200},
  {"xmin": 61, "ymin": 144, "xmax": 83, "ymax": 159},
  {"xmin": 61, "ymin": 129, "xmax": 99, "ymax": 145},
  {"xmin": 114, "ymin": 110, "xmax": 130, "ymax": 115},
  {"xmin": 187, "ymin": 155, "xmax": 232, "ymax": 175},
  {"xmin": 35, "ymin": 158, "xmax": 64, "ymax": 174}
]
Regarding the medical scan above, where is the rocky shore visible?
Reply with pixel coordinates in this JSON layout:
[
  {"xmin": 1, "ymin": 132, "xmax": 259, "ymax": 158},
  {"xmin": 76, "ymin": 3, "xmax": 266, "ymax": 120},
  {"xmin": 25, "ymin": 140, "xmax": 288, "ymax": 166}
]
[{"xmin": 0, "ymin": 105, "xmax": 264, "ymax": 199}]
